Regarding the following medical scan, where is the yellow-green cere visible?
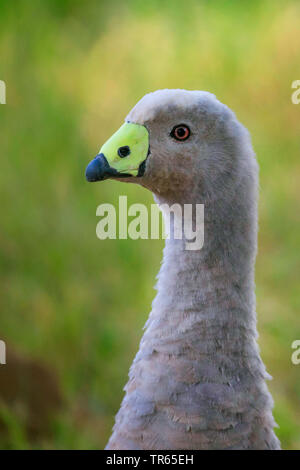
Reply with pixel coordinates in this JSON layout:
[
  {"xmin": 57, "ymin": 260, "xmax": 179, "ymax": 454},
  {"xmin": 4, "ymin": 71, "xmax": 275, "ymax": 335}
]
[{"xmin": 99, "ymin": 122, "xmax": 149, "ymax": 176}]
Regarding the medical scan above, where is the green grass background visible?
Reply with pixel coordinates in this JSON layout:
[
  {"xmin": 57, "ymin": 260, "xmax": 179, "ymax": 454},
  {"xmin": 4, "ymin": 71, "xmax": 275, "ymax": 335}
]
[{"xmin": 0, "ymin": 0, "xmax": 299, "ymax": 449}]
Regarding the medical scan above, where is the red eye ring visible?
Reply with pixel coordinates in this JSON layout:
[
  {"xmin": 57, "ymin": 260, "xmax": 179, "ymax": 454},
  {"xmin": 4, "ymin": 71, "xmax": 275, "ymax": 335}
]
[{"xmin": 171, "ymin": 124, "xmax": 190, "ymax": 141}]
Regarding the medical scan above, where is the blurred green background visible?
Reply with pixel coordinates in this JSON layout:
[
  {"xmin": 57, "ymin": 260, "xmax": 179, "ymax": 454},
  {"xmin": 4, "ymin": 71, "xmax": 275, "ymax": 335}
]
[{"xmin": 0, "ymin": 0, "xmax": 299, "ymax": 449}]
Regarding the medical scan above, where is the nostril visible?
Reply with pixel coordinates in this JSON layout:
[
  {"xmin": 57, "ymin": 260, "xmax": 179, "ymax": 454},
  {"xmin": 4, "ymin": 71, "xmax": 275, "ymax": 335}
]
[{"xmin": 118, "ymin": 146, "xmax": 130, "ymax": 158}]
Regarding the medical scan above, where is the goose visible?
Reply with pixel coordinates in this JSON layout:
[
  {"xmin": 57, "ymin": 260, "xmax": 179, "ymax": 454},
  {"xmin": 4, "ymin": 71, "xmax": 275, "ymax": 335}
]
[{"xmin": 85, "ymin": 89, "xmax": 280, "ymax": 450}]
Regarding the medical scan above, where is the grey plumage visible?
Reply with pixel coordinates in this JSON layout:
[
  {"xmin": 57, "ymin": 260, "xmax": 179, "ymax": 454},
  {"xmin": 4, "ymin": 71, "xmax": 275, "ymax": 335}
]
[{"xmin": 104, "ymin": 90, "xmax": 280, "ymax": 450}]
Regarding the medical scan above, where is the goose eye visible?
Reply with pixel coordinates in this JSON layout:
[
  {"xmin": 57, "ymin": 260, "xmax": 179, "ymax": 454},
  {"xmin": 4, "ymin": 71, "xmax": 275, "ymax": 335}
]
[{"xmin": 171, "ymin": 124, "xmax": 190, "ymax": 141}]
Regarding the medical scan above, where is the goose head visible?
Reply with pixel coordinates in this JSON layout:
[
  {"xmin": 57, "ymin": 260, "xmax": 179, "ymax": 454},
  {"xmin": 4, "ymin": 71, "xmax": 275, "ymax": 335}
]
[{"xmin": 86, "ymin": 89, "xmax": 252, "ymax": 203}]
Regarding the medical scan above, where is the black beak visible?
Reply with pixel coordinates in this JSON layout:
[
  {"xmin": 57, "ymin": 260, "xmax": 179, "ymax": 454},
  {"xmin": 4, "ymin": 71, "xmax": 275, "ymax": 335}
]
[{"xmin": 85, "ymin": 153, "xmax": 118, "ymax": 182}]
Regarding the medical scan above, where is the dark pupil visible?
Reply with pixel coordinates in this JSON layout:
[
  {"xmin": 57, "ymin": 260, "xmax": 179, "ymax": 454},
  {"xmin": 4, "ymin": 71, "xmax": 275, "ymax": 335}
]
[{"xmin": 177, "ymin": 127, "xmax": 186, "ymax": 137}]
